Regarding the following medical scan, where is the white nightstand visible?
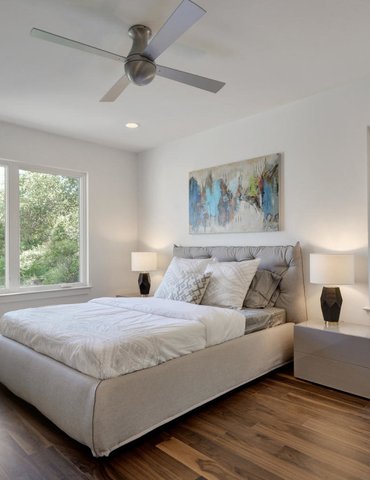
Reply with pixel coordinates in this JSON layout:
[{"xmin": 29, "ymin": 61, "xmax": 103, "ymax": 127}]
[{"xmin": 294, "ymin": 320, "xmax": 370, "ymax": 399}]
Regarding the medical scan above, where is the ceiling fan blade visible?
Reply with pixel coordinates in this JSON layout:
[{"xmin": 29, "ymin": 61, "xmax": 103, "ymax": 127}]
[
  {"xmin": 143, "ymin": 0, "xmax": 205, "ymax": 61},
  {"xmin": 31, "ymin": 28, "xmax": 126, "ymax": 63},
  {"xmin": 156, "ymin": 65, "xmax": 225, "ymax": 93},
  {"xmin": 100, "ymin": 75, "xmax": 131, "ymax": 102}
]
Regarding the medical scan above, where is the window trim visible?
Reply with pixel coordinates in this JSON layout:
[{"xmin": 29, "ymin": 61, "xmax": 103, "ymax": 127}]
[
  {"xmin": 0, "ymin": 284, "xmax": 92, "ymax": 304},
  {"xmin": 0, "ymin": 158, "xmax": 89, "ymax": 296}
]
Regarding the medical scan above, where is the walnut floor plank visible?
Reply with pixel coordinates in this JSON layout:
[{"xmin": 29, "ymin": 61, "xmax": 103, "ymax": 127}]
[
  {"xmin": 170, "ymin": 424, "xmax": 283, "ymax": 480},
  {"xmin": 157, "ymin": 436, "xmax": 243, "ymax": 480},
  {"xmin": 173, "ymin": 416, "xmax": 323, "ymax": 480},
  {"xmin": 253, "ymin": 423, "xmax": 370, "ymax": 480},
  {"xmin": 0, "ymin": 364, "xmax": 369, "ymax": 480},
  {"xmin": 302, "ymin": 417, "xmax": 370, "ymax": 455}
]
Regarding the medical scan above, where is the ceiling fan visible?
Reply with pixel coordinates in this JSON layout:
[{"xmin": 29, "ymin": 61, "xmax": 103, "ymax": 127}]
[{"xmin": 30, "ymin": 0, "xmax": 225, "ymax": 102}]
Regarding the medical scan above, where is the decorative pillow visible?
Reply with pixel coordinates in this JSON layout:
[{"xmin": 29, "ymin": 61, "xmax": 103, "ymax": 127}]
[
  {"xmin": 244, "ymin": 269, "xmax": 282, "ymax": 309},
  {"xmin": 162, "ymin": 272, "xmax": 212, "ymax": 304},
  {"xmin": 266, "ymin": 288, "xmax": 280, "ymax": 307},
  {"xmin": 155, "ymin": 257, "xmax": 212, "ymax": 299},
  {"xmin": 201, "ymin": 258, "xmax": 260, "ymax": 309}
]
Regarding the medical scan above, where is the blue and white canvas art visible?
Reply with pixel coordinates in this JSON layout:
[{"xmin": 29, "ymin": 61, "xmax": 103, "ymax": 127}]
[{"xmin": 189, "ymin": 153, "xmax": 280, "ymax": 234}]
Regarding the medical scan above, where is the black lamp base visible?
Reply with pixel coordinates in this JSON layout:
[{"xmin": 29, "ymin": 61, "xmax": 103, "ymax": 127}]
[
  {"xmin": 138, "ymin": 272, "xmax": 151, "ymax": 296},
  {"xmin": 320, "ymin": 286, "xmax": 342, "ymax": 322}
]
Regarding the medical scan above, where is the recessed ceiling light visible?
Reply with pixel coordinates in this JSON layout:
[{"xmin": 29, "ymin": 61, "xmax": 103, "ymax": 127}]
[{"xmin": 125, "ymin": 122, "xmax": 140, "ymax": 129}]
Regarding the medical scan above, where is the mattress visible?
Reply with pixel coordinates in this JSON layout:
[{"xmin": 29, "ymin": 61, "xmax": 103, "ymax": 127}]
[
  {"xmin": 240, "ymin": 307, "xmax": 286, "ymax": 334},
  {"xmin": 0, "ymin": 297, "xmax": 285, "ymax": 380}
]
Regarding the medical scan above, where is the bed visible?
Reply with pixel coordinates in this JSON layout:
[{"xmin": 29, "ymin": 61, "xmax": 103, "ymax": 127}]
[{"xmin": 0, "ymin": 243, "xmax": 307, "ymax": 457}]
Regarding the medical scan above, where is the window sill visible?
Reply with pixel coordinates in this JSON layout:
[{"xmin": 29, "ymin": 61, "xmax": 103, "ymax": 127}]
[{"xmin": 0, "ymin": 285, "xmax": 92, "ymax": 304}]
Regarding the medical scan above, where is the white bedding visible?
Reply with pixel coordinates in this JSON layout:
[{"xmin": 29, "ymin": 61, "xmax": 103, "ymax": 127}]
[{"xmin": 0, "ymin": 297, "xmax": 245, "ymax": 380}]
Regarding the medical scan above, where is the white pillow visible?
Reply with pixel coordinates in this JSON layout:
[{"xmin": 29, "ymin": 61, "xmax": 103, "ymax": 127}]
[
  {"xmin": 155, "ymin": 257, "xmax": 212, "ymax": 299},
  {"xmin": 201, "ymin": 258, "xmax": 261, "ymax": 309}
]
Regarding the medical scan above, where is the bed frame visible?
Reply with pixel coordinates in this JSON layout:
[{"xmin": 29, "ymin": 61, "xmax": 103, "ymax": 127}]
[{"xmin": 0, "ymin": 243, "xmax": 307, "ymax": 457}]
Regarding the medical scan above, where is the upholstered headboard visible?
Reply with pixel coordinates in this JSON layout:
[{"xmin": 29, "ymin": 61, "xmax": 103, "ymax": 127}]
[{"xmin": 173, "ymin": 242, "xmax": 307, "ymax": 324}]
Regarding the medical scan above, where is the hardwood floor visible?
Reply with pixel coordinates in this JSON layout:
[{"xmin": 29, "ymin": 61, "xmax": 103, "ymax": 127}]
[{"xmin": 0, "ymin": 365, "xmax": 369, "ymax": 480}]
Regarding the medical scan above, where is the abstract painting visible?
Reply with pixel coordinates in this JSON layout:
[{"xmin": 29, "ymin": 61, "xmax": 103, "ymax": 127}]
[{"xmin": 189, "ymin": 153, "xmax": 280, "ymax": 234}]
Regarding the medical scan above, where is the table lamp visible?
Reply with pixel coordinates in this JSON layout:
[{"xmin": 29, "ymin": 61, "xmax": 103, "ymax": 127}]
[
  {"xmin": 310, "ymin": 253, "xmax": 354, "ymax": 323},
  {"xmin": 131, "ymin": 252, "xmax": 158, "ymax": 296}
]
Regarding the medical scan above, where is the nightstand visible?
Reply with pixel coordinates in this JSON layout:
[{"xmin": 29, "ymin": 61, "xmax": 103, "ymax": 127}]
[{"xmin": 294, "ymin": 321, "xmax": 370, "ymax": 399}]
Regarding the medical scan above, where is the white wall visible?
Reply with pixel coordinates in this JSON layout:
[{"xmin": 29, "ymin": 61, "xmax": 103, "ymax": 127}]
[
  {"xmin": 138, "ymin": 77, "xmax": 370, "ymax": 325},
  {"xmin": 0, "ymin": 122, "xmax": 138, "ymax": 315}
]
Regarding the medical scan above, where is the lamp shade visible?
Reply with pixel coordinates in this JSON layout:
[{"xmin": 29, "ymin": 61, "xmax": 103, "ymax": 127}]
[
  {"xmin": 131, "ymin": 252, "xmax": 157, "ymax": 272},
  {"xmin": 310, "ymin": 254, "xmax": 354, "ymax": 285}
]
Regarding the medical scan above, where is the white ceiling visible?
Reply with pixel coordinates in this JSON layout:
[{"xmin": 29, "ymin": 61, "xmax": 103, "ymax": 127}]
[{"xmin": 2, "ymin": 0, "xmax": 370, "ymax": 152}]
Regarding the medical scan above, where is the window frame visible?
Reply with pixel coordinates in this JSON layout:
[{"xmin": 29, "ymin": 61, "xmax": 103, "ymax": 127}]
[{"xmin": 0, "ymin": 158, "xmax": 89, "ymax": 297}]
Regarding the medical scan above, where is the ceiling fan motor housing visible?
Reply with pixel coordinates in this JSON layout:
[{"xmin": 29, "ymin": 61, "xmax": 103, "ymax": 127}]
[
  {"xmin": 125, "ymin": 55, "xmax": 156, "ymax": 86},
  {"xmin": 125, "ymin": 25, "xmax": 156, "ymax": 86}
]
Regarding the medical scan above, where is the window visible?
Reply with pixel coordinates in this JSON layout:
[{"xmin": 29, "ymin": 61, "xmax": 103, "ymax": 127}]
[{"xmin": 0, "ymin": 160, "xmax": 88, "ymax": 294}]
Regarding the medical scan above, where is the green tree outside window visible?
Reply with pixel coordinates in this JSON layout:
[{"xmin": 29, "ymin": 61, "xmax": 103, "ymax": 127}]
[{"xmin": 18, "ymin": 170, "xmax": 80, "ymax": 286}]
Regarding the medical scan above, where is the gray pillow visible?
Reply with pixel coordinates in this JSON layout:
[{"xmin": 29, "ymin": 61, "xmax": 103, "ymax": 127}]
[
  {"xmin": 266, "ymin": 288, "xmax": 280, "ymax": 307},
  {"xmin": 244, "ymin": 269, "xmax": 282, "ymax": 308}
]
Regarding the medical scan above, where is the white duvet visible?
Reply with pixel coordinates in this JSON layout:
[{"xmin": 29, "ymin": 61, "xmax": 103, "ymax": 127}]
[{"xmin": 0, "ymin": 297, "xmax": 246, "ymax": 380}]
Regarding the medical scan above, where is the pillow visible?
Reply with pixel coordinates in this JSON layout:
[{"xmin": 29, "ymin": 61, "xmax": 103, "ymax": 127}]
[
  {"xmin": 155, "ymin": 257, "xmax": 212, "ymax": 299},
  {"xmin": 244, "ymin": 269, "xmax": 282, "ymax": 309},
  {"xmin": 266, "ymin": 288, "xmax": 280, "ymax": 308},
  {"xmin": 161, "ymin": 272, "xmax": 212, "ymax": 304},
  {"xmin": 201, "ymin": 258, "xmax": 260, "ymax": 309}
]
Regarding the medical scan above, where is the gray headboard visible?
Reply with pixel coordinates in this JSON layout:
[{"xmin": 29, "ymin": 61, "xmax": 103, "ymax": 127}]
[{"xmin": 173, "ymin": 242, "xmax": 307, "ymax": 324}]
